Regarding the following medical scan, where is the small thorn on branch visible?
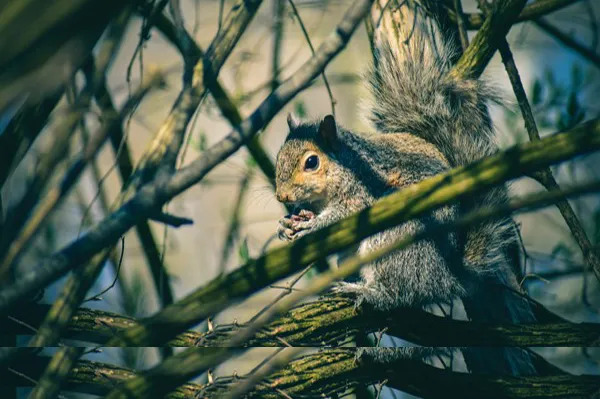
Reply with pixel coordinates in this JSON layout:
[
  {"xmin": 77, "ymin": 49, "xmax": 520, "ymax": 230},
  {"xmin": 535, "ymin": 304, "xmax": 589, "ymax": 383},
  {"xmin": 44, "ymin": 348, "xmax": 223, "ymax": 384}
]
[{"xmin": 150, "ymin": 212, "xmax": 194, "ymax": 227}]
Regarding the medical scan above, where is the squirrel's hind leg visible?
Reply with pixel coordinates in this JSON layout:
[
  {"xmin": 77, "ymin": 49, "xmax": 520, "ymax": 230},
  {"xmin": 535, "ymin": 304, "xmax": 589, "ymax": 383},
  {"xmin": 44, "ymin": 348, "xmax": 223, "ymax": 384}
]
[{"xmin": 332, "ymin": 264, "xmax": 395, "ymax": 310}]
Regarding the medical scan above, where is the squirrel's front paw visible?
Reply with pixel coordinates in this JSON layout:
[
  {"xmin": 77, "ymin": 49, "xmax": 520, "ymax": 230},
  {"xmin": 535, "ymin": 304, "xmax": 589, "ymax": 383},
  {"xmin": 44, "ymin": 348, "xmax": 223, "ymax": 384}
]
[{"xmin": 277, "ymin": 210, "xmax": 316, "ymax": 241}]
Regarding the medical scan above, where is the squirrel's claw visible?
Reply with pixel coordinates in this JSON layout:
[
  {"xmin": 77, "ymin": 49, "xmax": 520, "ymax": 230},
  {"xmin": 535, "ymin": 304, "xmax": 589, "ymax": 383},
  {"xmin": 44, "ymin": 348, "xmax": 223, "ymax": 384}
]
[{"xmin": 277, "ymin": 213, "xmax": 318, "ymax": 241}]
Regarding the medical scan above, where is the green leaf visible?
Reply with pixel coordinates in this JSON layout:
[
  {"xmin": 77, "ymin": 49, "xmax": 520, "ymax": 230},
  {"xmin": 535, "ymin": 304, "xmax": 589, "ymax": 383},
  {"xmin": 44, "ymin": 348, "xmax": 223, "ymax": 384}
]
[
  {"xmin": 566, "ymin": 92, "xmax": 578, "ymax": 118},
  {"xmin": 238, "ymin": 237, "xmax": 250, "ymax": 263},
  {"xmin": 571, "ymin": 64, "xmax": 583, "ymax": 90},
  {"xmin": 294, "ymin": 100, "xmax": 307, "ymax": 118},
  {"xmin": 191, "ymin": 131, "xmax": 207, "ymax": 152},
  {"xmin": 531, "ymin": 79, "xmax": 542, "ymax": 106}
]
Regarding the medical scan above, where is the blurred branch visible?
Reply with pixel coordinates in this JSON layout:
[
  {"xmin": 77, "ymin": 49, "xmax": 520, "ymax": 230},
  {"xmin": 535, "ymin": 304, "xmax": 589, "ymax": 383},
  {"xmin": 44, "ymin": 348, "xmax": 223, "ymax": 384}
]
[
  {"xmin": 0, "ymin": 0, "xmax": 130, "ymax": 111},
  {"xmin": 27, "ymin": 347, "xmax": 84, "ymax": 399},
  {"xmin": 497, "ymin": 37, "xmax": 600, "ymax": 284},
  {"xmin": 453, "ymin": 0, "xmax": 470, "ymax": 51},
  {"xmin": 454, "ymin": 0, "xmax": 578, "ymax": 29},
  {"xmin": 0, "ymin": 5, "xmax": 136, "ymax": 276},
  {"xmin": 218, "ymin": 163, "xmax": 256, "ymax": 272},
  {"xmin": 6, "ymin": 298, "xmax": 600, "ymax": 346},
  {"xmin": 534, "ymin": 18, "xmax": 600, "ymax": 69},
  {"xmin": 0, "ymin": 70, "xmax": 162, "ymax": 277},
  {"xmin": 0, "ymin": 91, "xmax": 63, "ymax": 189},
  {"xmin": 94, "ymin": 75, "xmax": 176, "ymax": 309},
  {"xmin": 271, "ymin": 0, "xmax": 285, "ymax": 90},
  {"xmin": 0, "ymin": 92, "xmax": 87, "ymax": 269}
]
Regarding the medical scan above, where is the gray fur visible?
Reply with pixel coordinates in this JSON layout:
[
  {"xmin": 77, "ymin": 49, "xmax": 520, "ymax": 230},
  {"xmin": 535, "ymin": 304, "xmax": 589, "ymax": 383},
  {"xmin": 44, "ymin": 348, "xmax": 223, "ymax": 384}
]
[{"xmin": 274, "ymin": 2, "xmax": 537, "ymax": 362}]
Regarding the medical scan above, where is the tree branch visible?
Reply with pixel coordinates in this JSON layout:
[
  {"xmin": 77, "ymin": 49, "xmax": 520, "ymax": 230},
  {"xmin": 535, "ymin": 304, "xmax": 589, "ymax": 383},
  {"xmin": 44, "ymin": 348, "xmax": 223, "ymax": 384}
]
[
  {"xmin": 497, "ymin": 37, "xmax": 600, "ymax": 283},
  {"xmin": 0, "ymin": 0, "xmax": 374, "ymax": 321},
  {"xmin": 535, "ymin": 18, "xmax": 600, "ymax": 68},
  {"xmin": 7, "ymin": 299, "xmax": 600, "ymax": 346},
  {"xmin": 450, "ymin": 0, "xmax": 527, "ymax": 79},
  {"xmin": 27, "ymin": 347, "xmax": 84, "ymax": 399},
  {"xmin": 7, "ymin": 350, "xmax": 598, "ymax": 399},
  {"xmin": 101, "ymin": 118, "xmax": 600, "ymax": 347},
  {"xmin": 454, "ymin": 0, "xmax": 578, "ymax": 30}
]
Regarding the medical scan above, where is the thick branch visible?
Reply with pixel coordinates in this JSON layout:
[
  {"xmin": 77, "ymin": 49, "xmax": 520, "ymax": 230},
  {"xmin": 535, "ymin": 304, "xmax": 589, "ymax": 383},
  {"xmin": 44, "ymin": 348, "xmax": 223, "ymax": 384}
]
[
  {"xmin": 6, "ymin": 298, "xmax": 599, "ymax": 346},
  {"xmin": 100, "ymin": 118, "xmax": 600, "ymax": 346},
  {"xmin": 450, "ymin": 0, "xmax": 527, "ymax": 79},
  {"xmin": 7, "ymin": 350, "xmax": 597, "ymax": 399},
  {"xmin": 454, "ymin": 0, "xmax": 577, "ymax": 29}
]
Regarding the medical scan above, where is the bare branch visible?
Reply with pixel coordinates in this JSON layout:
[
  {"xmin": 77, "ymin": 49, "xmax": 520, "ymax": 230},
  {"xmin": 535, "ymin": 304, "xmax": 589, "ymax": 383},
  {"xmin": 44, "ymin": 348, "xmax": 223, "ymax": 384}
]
[
  {"xmin": 0, "ymin": 0, "xmax": 374, "ymax": 319},
  {"xmin": 497, "ymin": 37, "xmax": 600, "ymax": 285},
  {"xmin": 455, "ymin": 0, "xmax": 578, "ymax": 29},
  {"xmin": 535, "ymin": 18, "xmax": 600, "ymax": 69}
]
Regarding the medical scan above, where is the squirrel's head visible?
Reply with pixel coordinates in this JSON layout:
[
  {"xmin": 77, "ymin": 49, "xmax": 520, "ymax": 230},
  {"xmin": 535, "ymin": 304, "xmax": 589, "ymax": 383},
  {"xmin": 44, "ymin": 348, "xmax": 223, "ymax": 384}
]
[{"xmin": 275, "ymin": 114, "xmax": 339, "ymax": 213}]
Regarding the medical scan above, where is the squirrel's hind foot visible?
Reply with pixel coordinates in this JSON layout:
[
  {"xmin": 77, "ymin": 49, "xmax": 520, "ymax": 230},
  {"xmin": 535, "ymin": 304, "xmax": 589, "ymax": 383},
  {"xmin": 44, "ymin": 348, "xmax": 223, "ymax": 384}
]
[{"xmin": 332, "ymin": 281, "xmax": 376, "ymax": 310}]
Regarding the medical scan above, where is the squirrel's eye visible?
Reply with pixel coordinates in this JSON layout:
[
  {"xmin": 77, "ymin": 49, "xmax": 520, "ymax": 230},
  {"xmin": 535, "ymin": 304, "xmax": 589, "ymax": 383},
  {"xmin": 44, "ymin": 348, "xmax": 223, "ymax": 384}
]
[{"xmin": 304, "ymin": 155, "xmax": 319, "ymax": 171}]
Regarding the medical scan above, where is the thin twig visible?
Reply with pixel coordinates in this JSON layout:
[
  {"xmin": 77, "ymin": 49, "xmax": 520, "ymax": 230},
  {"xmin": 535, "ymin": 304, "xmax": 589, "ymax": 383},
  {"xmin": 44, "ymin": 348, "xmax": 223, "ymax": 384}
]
[
  {"xmin": 287, "ymin": 0, "xmax": 336, "ymax": 115},
  {"xmin": 535, "ymin": 17, "xmax": 600, "ymax": 68},
  {"xmin": 497, "ymin": 37, "xmax": 600, "ymax": 285},
  {"xmin": 84, "ymin": 236, "xmax": 125, "ymax": 302},
  {"xmin": 453, "ymin": 0, "xmax": 470, "ymax": 51}
]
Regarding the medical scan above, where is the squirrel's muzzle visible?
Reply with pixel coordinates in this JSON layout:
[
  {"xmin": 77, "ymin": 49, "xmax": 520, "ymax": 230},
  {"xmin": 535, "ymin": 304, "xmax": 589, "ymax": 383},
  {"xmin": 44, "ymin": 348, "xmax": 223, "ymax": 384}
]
[{"xmin": 276, "ymin": 191, "xmax": 291, "ymax": 203}]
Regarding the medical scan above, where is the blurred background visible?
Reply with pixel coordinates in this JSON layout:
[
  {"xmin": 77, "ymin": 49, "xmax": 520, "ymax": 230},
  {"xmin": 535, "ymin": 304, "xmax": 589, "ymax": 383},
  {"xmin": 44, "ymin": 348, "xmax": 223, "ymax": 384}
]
[{"xmin": 1, "ymin": 0, "xmax": 599, "ymax": 397}]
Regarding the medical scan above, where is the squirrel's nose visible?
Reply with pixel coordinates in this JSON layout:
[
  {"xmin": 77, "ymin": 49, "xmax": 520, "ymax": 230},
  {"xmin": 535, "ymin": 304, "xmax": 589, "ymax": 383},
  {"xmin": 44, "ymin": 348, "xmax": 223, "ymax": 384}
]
[{"xmin": 276, "ymin": 191, "xmax": 290, "ymax": 203}]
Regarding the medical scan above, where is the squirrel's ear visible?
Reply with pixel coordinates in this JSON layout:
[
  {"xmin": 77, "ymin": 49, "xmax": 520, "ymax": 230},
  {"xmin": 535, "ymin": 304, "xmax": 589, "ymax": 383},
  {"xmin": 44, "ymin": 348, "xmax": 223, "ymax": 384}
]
[
  {"xmin": 287, "ymin": 113, "xmax": 300, "ymax": 130},
  {"xmin": 318, "ymin": 114, "xmax": 337, "ymax": 147}
]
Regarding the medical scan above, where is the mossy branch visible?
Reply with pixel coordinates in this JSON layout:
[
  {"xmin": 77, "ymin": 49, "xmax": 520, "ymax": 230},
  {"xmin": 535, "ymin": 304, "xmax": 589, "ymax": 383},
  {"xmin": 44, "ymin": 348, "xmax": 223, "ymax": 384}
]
[
  {"xmin": 99, "ymin": 118, "xmax": 600, "ymax": 346},
  {"xmin": 7, "ymin": 298, "xmax": 600, "ymax": 346},
  {"xmin": 4, "ymin": 350, "xmax": 600, "ymax": 399},
  {"xmin": 450, "ymin": 0, "xmax": 527, "ymax": 79}
]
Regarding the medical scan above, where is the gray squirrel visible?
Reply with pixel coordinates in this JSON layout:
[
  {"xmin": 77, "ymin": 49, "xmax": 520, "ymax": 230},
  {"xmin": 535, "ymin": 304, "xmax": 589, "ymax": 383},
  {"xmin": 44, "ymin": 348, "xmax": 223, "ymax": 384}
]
[{"xmin": 274, "ymin": 1, "xmax": 535, "ymax": 340}]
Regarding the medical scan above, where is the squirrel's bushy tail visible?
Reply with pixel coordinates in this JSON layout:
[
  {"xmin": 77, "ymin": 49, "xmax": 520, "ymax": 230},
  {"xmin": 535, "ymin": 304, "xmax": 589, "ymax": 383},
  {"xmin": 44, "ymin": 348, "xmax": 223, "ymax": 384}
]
[
  {"xmin": 366, "ymin": 2, "xmax": 517, "ymax": 275},
  {"xmin": 366, "ymin": 5, "xmax": 497, "ymax": 167},
  {"xmin": 367, "ymin": 1, "xmax": 540, "ymax": 375}
]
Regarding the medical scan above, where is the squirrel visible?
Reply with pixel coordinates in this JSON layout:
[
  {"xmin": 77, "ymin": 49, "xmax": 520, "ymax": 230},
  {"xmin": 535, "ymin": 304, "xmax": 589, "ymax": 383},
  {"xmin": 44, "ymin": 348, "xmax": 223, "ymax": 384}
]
[{"xmin": 274, "ymin": 2, "xmax": 535, "ymax": 328}]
